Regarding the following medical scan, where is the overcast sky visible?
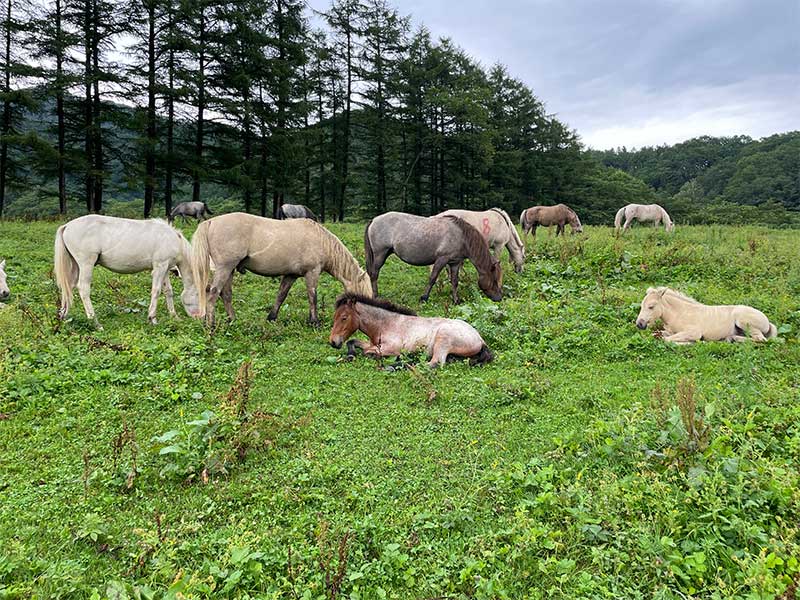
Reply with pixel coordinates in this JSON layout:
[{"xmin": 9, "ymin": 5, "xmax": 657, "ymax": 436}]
[{"xmin": 311, "ymin": 0, "xmax": 800, "ymax": 150}]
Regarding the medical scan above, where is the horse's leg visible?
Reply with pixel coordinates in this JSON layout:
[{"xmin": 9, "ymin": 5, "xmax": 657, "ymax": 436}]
[
  {"xmin": 427, "ymin": 339, "xmax": 451, "ymax": 368},
  {"xmin": 447, "ymin": 261, "xmax": 462, "ymax": 304},
  {"xmin": 148, "ymin": 263, "xmax": 170, "ymax": 324},
  {"xmin": 76, "ymin": 260, "xmax": 101, "ymax": 329},
  {"xmin": 420, "ymin": 257, "xmax": 449, "ymax": 302},
  {"xmin": 623, "ymin": 216, "xmax": 634, "ymax": 232},
  {"xmin": 368, "ymin": 248, "xmax": 391, "ymax": 297},
  {"xmin": 345, "ymin": 339, "xmax": 385, "ymax": 361},
  {"xmin": 162, "ymin": 275, "xmax": 177, "ymax": 318},
  {"xmin": 267, "ymin": 275, "xmax": 298, "ymax": 322},
  {"xmin": 220, "ymin": 274, "xmax": 235, "ymax": 321},
  {"xmin": 206, "ymin": 265, "xmax": 235, "ymax": 328},
  {"xmin": 662, "ymin": 330, "xmax": 701, "ymax": 344},
  {"xmin": 304, "ymin": 268, "xmax": 322, "ymax": 327}
]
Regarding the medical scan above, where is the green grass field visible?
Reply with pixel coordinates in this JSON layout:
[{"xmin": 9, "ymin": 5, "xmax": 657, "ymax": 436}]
[{"xmin": 1, "ymin": 221, "xmax": 799, "ymax": 599}]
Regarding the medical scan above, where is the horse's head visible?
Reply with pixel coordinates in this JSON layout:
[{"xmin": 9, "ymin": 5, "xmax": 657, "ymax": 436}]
[
  {"xmin": 175, "ymin": 267, "xmax": 202, "ymax": 318},
  {"xmin": 636, "ymin": 287, "xmax": 666, "ymax": 330},
  {"xmin": 0, "ymin": 260, "xmax": 8, "ymax": 300},
  {"xmin": 665, "ymin": 220, "xmax": 675, "ymax": 233},
  {"xmin": 478, "ymin": 258, "xmax": 503, "ymax": 302},
  {"xmin": 570, "ymin": 213, "xmax": 583, "ymax": 234},
  {"xmin": 329, "ymin": 298, "xmax": 359, "ymax": 348}
]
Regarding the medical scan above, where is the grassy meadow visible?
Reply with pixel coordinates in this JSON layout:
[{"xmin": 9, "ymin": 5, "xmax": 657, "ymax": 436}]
[{"xmin": 0, "ymin": 220, "xmax": 799, "ymax": 599}]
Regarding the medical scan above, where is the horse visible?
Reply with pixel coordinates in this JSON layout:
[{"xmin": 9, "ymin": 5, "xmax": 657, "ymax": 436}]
[
  {"xmin": 0, "ymin": 259, "xmax": 9, "ymax": 300},
  {"xmin": 54, "ymin": 215, "xmax": 201, "ymax": 328},
  {"xmin": 438, "ymin": 208, "xmax": 525, "ymax": 273},
  {"xmin": 329, "ymin": 293, "xmax": 493, "ymax": 367},
  {"xmin": 191, "ymin": 212, "xmax": 372, "ymax": 327},
  {"xmin": 636, "ymin": 287, "xmax": 777, "ymax": 344},
  {"xmin": 519, "ymin": 204, "xmax": 583, "ymax": 239},
  {"xmin": 169, "ymin": 201, "xmax": 213, "ymax": 224},
  {"xmin": 615, "ymin": 204, "xmax": 674, "ymax": 233},
  {"xmin": 277, "ymin": 203, "xmax": 318, "ymax": 221},
  {"xmin": 364, "ymin": 212, "xmax": 503, "ymax": 304}
]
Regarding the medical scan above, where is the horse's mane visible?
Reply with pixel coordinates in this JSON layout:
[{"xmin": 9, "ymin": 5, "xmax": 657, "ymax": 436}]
[
  {"xmin": 336, "ymin": 292, "xmax": 417, "ymax": 316},
  {"xmin": 441, "ymin": 216, "xmax": 496, "ymax": 271},
  {"xmin": 649, "ymin": 287, "xmax": 703, "ymax": 305},
  {"xmin": 312, "ymin": 222, "xmax": 372, "ymax": 294},
  {"xmin": 489, "ymin": 207, "xmax": 524, "ymax": 248}
]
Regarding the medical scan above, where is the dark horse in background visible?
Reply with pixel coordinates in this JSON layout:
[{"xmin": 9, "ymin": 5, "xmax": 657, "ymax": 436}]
[
  {"xmin": 169, "ymin": 201, "xmax": 213, "ymax": 224},
  {"xmin": 277, "ymin": 203, "xmax": 319, "ymax": 221},
  {"xmin": 364, "ymin": 212, "xmax": 503, "ymax": 304}
]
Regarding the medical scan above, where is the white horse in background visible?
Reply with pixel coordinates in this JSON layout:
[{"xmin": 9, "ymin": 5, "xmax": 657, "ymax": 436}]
[
  {"xmin": 54, "ymin": 215, "xmax": 201, "ymax": 328},
  {"xmin": 615, "ymin": 204, "xmax": 674, "ymax": 233},
  {"xmin": 636, "ymin": 287, "xmax": 777, "ymax": 344},
  {"xmin": 0, "ymin": 260, "xmax": 9, "ymax": 301}
]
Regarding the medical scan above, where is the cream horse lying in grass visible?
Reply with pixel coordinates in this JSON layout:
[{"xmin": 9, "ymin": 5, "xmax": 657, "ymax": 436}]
[{"xmin": 636, "ymin": 287, "xmax": 777, "ymax": 344}]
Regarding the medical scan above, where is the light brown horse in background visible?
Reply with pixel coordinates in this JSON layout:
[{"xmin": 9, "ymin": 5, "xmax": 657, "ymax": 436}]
[
  {"xmin": 329, "ymin": 293, "xmax": 493, "ymax": 367},
  {"xmin": 615, "ymin": 204, "xmax": 674, "ymax": 233},
  {"xmin": 519, "ymin": 204, "xmax": 583, "ymax": 239},
  {"xmin": 438, "ymin": 208, "xmax": 525, "ymax": 273},
  {"xmin": 192, "ymin": 213, "xmax": 372, "ymax": 327}
]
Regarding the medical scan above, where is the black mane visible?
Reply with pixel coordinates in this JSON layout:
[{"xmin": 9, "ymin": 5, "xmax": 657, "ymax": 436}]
[{"xmin": 335, "ymin": 293, "xmax": 417, "ymax": 316}]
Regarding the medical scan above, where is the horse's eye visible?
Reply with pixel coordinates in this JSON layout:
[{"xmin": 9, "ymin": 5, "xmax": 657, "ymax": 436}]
[{"xmin": 648, "ymin": 304, "xmax": 656, "ymax": 309}]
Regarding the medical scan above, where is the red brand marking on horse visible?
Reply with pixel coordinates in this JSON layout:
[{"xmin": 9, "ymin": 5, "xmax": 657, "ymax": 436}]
[{"xmin": 482, "ymin": 218, "xmax": 491, "ymax": 236}]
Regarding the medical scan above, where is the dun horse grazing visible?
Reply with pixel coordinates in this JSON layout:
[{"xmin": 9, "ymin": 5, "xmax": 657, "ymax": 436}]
[
  {"xmin": 54, "ymin": 215, "xmax": 201, "ymax": 328},
  {"xmin": 615, "ymin": 203, "xmax": 674, "ymax": 233},
  {"xmin": 438, "ymin": 208, "xmax": 525, "ymax": 273},
  {"xmin": 364, "ymin": 212, "xmax": 503, "ymax": 304},
  {"xmin": 192, "ymin": 212, "xmax": 372, "ymax": 327},
  {"xmin": 519, "ymin": 204, "xmax": 583, "ymax": 239},
  {"xmin": 329, "ymin": 293, "xmax": 493, "ymax": 367},
  {"xmin": 636, "ymin": 287, "xmax": 777, "ymax": 344},
  {"xmin": 277, "ymin": 203, "xmax": 318, "ymax": 221},
  {"xmin": 0, "ymin": 260, "xmax": 9, "ymax": 300},
  {"xmin": 169, "ymin": 201, "xmax": 213, "ymax": 224}
]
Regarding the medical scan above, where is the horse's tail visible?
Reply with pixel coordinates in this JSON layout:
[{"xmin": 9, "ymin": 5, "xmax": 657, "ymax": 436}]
[
  {"xmin": 305, "ymin": 207, "xmax": 319, "ymax": 222},
  {"xmin": 54, "ymin": 225, "xmax": 78, "ymax": 317},
  {"xmin": 191, "ymin": 221, "xmax": 212, "ymax": 318},
  {"xmin": 519, "ymin": 209, "xmax": 527, "ymax": 228},
  {"xmin": 203, "ymin": 203, "xmax": 213, "ymax": 215},
  {"xmin": 470, "ymin": 344, "xmax": 494, "ymax": 366},
  {"xmin": 614, "ymin": 206, "xmax": 626, "ymax": 230},
  {"xmin": 364, "ymin": 218, "xmax": 375, "ymax": 274},
  {"xmin": 767, "ymin": 322, "xmax": 778, "ymax": 339}
]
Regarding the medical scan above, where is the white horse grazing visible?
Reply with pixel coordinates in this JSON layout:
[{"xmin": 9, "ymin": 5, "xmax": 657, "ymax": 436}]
[
  {"xmin": 0, "ymin": 260, "xmax": 9, "ymax": 301},
  {"xmin": 636, "ymin": 287, "xmax": 777, "ymax": 344},
  {"xmin": 615, "ymin": 204, "xmax": 674, "ymax": 233},
  {"xmin": 437, "ymin": 208, "xmax": 525, "ymax": 273},
  {"xmin": 54, "ymin": 215, "xmax": 201, "ymax": 328}
]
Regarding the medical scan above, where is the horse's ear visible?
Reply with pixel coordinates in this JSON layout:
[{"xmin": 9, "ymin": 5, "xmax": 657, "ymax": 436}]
[
  {"xmin": 0, "ymin": 260, "xmax": 5, "ymax": 269},
  {"xmin": 658, "ymin": 288, "xmax": 667, "ymax": 297},
  {"xmin": 646, "ymin": 287, "xmax": 655, "ymax": 295}
]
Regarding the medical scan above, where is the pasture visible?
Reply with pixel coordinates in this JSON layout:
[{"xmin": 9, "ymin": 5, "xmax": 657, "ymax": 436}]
[{"xmin": 0, "ymin": 221, "xmax": 799, "ymax": 599}]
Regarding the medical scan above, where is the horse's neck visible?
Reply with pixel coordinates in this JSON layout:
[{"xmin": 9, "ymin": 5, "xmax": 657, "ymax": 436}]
[
  {"xmin": 662, "ymin": 293, "xmax": 704, "ymax": 325},
  {"xmin": 357, "ymin": 304, "xmax": 393, "ymax": 342}
]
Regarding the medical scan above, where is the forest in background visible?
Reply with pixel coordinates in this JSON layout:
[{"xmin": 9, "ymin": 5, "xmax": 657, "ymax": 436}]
[{"xmin": 0, "ymin": 0, "xmax": 798, "ymax": 225}]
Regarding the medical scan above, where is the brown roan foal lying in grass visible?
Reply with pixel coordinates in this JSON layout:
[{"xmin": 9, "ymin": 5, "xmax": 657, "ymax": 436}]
[{"xmin": 329, "ymin": 293, "xmax": 493, "ymax": 368}]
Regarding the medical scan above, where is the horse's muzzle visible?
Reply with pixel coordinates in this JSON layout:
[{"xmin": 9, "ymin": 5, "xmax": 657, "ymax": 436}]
[
  {"xmin": 636, "ymin": 319, "xmax": 647, "ymax": 330},
  {"xmin": 330, "ymin": 339, "xmax": 342, "ymax": 349},
  {"xmin": 0, "ymin": 291, "xmax": 8, "ymax": 300}
]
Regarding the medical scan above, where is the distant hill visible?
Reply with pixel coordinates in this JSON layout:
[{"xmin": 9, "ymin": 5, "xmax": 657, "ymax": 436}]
[{"xmin": 589, "ymin": 132, "xmax": 800, "ymax": 211}]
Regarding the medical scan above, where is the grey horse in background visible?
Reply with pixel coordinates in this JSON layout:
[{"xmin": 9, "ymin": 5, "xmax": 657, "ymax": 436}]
[
  {"xmin": 169, "ymin": 201, "xmax": 213, "ymax": 224},
  {"xmin": 277, "ymin": 203, "xmax": 318, "ymax": 221},
  {"xmin": 364, "ymin": 212, "xmax": 503, "ymax": 304},
  {"xmin": 0, "ymin": 259, "xmax": 9, "ymax": 300},
  {"xmin": 615, "ymin": 203, "xmax": 674, "ymax": 233}
]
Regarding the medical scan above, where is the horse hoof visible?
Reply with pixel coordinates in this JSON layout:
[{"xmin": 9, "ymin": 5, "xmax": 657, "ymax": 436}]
[
  {"xmin": 267, "ymin": 312, "xmax": 277, "ymax": 322},
  {"xmin": 309, "ymin": 319, "xmax": 321, "ymax": 328},
  {"xmin": 149, "ymin": 318, "xmax": 158, "ymax": 325},
  {"xmin": 419, "ymin": 295, "xmax": 429, "ymax": 303}
]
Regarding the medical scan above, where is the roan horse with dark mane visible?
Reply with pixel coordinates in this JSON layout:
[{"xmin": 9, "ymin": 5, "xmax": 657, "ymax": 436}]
[
  {"xmin": 364, "ymin": 212, "xmax": 503, "ymax": 304},
  {"xmin": 192, "ymin": 213, "xmax": 372, "ymax": 327},
  {"xmin": 329, "ymin": 293, "xmax": 493, "ymax": 367},
  {"xmin": 277, "ymin": 203, "xmax": 318, "ymax": 221},
  {"xmin": 519, "ymin": 203, "xmax": 583, "ymax": 239}
]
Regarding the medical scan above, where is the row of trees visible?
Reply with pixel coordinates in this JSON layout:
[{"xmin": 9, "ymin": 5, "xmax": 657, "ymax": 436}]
[{"xmin": 1, "ymin": 0, "xmax": 597, "ymax": 220}]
